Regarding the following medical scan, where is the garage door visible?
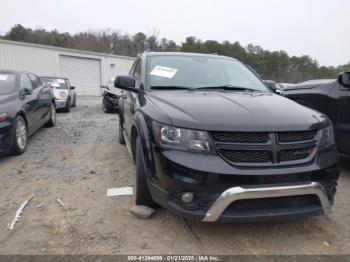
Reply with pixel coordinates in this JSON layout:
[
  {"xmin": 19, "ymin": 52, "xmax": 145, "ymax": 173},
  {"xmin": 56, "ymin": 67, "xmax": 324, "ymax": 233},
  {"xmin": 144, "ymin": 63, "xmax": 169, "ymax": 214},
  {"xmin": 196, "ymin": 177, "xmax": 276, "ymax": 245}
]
[{"xmin": 59, "ymin": 55, "xmax": 101, "ymax": 96}]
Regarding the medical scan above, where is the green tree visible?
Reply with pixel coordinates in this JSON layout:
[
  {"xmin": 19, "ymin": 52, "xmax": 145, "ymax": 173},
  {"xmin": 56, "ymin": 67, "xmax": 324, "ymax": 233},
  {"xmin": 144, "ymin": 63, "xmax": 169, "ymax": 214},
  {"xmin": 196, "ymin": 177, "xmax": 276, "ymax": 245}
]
[{"xmin": 1, "ymin": 24, "xmax": 347, "ymax": 83}]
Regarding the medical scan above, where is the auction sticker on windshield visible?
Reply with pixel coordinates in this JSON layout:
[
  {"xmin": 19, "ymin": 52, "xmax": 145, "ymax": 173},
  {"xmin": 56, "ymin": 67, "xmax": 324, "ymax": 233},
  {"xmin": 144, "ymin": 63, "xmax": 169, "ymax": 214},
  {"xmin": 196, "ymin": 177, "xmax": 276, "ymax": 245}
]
[
  {"xmin": 150, "ymin": 66, "xmax": 178, "ymax": 78},
  {"xmin": 0, "ymin": 74, "xmax": 8, "ymax": 81}
]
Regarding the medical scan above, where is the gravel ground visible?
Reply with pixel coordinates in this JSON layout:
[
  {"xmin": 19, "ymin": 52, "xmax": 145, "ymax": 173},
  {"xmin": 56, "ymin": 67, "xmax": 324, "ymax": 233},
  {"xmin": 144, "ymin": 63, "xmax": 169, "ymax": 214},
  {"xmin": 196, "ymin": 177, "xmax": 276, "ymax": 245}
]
[{"xmin": 0, "ymin": 96, "xmax": 349, "ymax": 255}]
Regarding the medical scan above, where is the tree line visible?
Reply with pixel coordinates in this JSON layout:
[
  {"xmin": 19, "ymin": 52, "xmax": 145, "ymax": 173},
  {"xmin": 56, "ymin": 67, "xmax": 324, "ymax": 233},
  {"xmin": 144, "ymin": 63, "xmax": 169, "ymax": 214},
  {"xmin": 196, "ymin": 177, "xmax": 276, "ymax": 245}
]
[{"xmin": 1, "ymin": 24, "xmax": 349, "ymax": 83}]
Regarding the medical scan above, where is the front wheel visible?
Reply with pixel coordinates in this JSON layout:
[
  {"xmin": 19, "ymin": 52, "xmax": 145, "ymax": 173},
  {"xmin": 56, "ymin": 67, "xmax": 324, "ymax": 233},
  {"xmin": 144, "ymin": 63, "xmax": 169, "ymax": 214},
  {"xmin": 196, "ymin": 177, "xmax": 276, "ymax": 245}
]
[
  {"xmin": 72, "ymin": 95, "xmax": 77, "ymax": 107},
  {"xmin": 45, "ymin": 102, "xmax": 56, "ymax": 127},
  {"xmin": 63, "ymin": 98, "xmax": 71, "ymax": 113},
  {"xmin": 135, "ymin": 136, "xmax": 156, "ymax": 207},
  {"xmin": 11, "ymin": 115, "xmax": 28, "ymax": 155}
]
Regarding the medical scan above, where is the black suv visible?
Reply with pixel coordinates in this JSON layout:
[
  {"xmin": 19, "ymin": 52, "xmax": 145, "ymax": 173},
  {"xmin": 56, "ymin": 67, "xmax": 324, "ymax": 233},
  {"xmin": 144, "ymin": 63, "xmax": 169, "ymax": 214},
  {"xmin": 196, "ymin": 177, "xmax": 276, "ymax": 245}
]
[
  {"xmin": 283, "ymin": 72, "xmax": 350, "ymax": 155},
  {"xmin": 115, "ymin": 52, "xmax": 339, "ymax": 222}
]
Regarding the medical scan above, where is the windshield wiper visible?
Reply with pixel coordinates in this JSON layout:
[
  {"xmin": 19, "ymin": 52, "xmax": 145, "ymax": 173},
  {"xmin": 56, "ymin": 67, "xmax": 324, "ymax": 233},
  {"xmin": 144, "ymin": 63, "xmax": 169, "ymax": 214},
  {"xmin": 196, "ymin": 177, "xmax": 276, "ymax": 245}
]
[
  {"xmin": 151, "ymin": 85, "xmax": 196, "ymax": 90},
  {"xmin": 195, "ymin": 85, "xmax": 259, "ymax": 92}
]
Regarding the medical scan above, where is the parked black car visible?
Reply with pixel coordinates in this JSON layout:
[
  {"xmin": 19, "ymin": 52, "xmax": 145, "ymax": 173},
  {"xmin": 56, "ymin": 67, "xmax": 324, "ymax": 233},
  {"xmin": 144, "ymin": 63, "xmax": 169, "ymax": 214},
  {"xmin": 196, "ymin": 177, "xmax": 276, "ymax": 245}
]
[
  {"xmin": 115, "ymin": 52, "xmax": 339, "ymax": 222},
  {"xmin": 0, "ymin": 70, "xmax": 56, "ymax": 156},
  {"xmin": 283, "ymin": 72, "xmax": 350, "ymax": 155}
]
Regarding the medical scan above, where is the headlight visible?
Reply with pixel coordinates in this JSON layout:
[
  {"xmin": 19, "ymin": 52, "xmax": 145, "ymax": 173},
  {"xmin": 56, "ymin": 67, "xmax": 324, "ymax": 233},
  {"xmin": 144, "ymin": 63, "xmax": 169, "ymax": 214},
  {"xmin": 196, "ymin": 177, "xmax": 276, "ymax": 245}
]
[
  {"xmin": 153, "ymin": 122, "xmax": 215, "ymax": 154},
  {"xmin": 318, "ymin": 125, "xmax": 335, "ymax": 151},
  {"xmin": 57, "ymin": 92, "xmax": 67, "ymax": 99}
]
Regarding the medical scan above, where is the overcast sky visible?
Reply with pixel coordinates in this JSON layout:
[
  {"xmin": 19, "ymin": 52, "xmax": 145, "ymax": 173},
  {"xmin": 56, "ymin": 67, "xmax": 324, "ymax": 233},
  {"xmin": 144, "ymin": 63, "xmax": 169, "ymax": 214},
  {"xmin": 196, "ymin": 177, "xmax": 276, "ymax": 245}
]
[{"xmin": 0, "ymin": 0, "xmax": 349, "ymax": 66}]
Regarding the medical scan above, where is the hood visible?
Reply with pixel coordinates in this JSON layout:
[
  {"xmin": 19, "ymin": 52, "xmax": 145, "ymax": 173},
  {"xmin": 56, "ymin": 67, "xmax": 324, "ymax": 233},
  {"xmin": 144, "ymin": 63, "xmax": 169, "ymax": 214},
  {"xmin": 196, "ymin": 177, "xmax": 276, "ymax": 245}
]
[
  {"xmin": 145, "ymin": 91, "xmax": 329, "ymax": 132},
  {"xmin": 0, "ymin": 93, "xmax": 16, "ymax": 108},
  {"xmin": 0, "ymin": 93, "xmax": 17, "ymax": 118},
  {"xmin": 0, "ymin": 93, "xmax": 14, "ymax": 104}
]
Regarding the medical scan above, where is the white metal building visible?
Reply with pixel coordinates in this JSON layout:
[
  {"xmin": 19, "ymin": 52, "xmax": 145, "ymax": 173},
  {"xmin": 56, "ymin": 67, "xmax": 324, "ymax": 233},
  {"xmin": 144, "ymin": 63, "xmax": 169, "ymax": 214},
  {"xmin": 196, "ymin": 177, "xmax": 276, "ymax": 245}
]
[{"xmin": 0, "ymin": 39, "xmax": 135, "ymax": 96}]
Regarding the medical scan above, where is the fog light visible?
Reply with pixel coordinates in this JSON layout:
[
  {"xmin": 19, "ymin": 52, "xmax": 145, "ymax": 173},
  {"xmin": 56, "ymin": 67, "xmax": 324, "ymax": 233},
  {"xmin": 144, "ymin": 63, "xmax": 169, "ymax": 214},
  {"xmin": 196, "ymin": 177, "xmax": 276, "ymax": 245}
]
[{"xmin": 181, "ymin": 192, "xmax": 194, "ymax": 203}]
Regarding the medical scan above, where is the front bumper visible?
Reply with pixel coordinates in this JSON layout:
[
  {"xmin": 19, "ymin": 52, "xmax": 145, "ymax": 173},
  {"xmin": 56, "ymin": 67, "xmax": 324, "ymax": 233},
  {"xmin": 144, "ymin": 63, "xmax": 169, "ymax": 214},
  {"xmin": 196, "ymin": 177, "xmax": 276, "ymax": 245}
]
[
  {"xmin": 147, "ymin": 146, "xmax": 339, "ymax": 222},
  {"xmin": 55, "ymin": 99, "xmax": 67, "ymax": 109},
  {"xmin": 202, "ymin": 182, "xmax": 330, "ymax": 222},
  {"xmin": 0, "ymin": 121, "xmax": 13, "ymax": 155},
  {"xmin": 103, "ymin": 94, "xmax": 120, "ymax": 109}
]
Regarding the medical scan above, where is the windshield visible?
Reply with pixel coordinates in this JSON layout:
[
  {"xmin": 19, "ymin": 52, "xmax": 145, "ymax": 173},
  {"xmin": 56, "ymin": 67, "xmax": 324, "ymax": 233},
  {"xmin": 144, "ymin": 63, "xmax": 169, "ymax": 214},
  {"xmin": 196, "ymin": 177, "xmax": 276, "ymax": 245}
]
[
  {"xmin": 0, "ymin": 73, "xmax": 16, "ymax": 94},
  {"xmin": 42, "ymin": 77, "xmax": 67, "ymax": 89},
  {"xmin": 146, "ymin": 55, "xmax": 269, "ymax": 92}
]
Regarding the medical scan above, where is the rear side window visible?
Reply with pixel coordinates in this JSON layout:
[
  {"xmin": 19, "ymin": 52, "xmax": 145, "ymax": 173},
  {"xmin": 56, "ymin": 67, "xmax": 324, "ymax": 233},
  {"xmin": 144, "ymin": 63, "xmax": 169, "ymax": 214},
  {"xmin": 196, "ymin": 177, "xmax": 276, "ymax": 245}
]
[{"xmin": 0, "ymin": 73, "xmax": 16, "ymax": 94}]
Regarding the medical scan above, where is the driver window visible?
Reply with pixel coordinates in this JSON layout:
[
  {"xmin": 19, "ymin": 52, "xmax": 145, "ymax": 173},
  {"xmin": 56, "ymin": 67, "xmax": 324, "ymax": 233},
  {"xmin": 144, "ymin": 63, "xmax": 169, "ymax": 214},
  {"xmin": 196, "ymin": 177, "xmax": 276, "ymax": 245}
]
[
  {"xmin": 133, "ymin": 60, "xmax": 141, "ymax": 80},
  {"xmin": 28, "ymin": 73, "xmax": 42, "ymax": 89},
  {"xmin": 129, "ymin": 60, "xmax": 138, "ymax": 76},
  {"xmin": 21, "ymin": 74, "xmax": 33, "ymax": 91}
]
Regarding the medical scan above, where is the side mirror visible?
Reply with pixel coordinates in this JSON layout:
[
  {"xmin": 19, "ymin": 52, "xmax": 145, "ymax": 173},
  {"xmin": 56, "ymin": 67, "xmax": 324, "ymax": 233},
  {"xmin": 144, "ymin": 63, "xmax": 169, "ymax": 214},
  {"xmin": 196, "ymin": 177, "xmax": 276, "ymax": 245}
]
[
  {"xmin": 275, "ymin": 84, "xmax": 284, "ymax": 95},
  {"xmin": 114, "ymin": 75, "xmax": 137, "ymax": 93},
  {"xmin": 23, "ymin": 87, "xmax": 33, "ymax": 95},
  {"xmin": 264, "ymin": 80, "xmax": 281, "ymax": 94},
  {"xmin": 70, "ymin": 86, "xmax": 76, "ymax": 90},
  {"xmin": 338, "ymin": 72, "xmax": 350, "ymax": 88}
]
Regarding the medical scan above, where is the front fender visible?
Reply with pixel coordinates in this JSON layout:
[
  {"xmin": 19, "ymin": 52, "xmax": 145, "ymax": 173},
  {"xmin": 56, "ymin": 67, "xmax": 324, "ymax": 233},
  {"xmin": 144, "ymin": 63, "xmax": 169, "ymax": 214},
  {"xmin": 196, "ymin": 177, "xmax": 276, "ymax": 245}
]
[
  {"xmin": 133, "ymin": 111, "xmax": 155, "ymax": 178},
  {"xmin": 118, "ymin": 97, "xmax": 125, "ymax": 122}
]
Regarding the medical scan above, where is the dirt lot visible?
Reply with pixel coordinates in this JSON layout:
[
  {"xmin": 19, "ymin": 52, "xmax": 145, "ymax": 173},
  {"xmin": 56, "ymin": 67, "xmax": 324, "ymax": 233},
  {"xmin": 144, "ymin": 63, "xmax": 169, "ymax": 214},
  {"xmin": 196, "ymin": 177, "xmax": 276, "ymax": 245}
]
[{"xmin": 0, "ymin": 96, "xmax": 350, "ymax": 255}]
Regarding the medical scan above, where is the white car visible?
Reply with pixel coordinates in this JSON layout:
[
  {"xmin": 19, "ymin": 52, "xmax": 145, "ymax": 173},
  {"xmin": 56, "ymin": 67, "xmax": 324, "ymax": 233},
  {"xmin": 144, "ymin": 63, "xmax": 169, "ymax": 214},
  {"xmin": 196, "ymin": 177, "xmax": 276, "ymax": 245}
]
[{"xmin": 41, "ymin": 77, "xmax": 77, "ymax": 112}]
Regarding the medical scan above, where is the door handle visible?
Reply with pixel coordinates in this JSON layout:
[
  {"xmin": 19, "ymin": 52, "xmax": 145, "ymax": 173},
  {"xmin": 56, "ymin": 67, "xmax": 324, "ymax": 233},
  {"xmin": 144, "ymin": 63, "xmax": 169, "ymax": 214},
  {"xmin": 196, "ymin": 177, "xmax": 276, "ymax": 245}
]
[{"xmin": 122, "ymin": 94, "xmax": 127, "ymax": 99}]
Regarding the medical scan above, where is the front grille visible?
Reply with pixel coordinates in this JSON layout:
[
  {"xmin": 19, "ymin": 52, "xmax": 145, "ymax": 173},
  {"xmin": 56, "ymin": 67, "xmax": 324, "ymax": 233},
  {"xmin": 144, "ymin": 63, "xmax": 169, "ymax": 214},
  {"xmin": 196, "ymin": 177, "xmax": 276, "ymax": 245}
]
[
  {"xmin": 212, "ymin": 129, "xmax": 318, "ymax": 166},
  {"xmin": 211, "ymin": 132, "xmax": 269, "ymax": 144},
  {"xmin": 279, "ymin": 147, "xmax": 314, "ymax": 162},
  {"xmin": 219, "ymin": 150, "xmax": 271, "ymax": 163},
  {"xmin": 223, "ymin": 195, "xmax": 320, "ymax": 213},
  {"xmin": 278, "ymin": 130, "xmax": 317, "ymax": 143}
]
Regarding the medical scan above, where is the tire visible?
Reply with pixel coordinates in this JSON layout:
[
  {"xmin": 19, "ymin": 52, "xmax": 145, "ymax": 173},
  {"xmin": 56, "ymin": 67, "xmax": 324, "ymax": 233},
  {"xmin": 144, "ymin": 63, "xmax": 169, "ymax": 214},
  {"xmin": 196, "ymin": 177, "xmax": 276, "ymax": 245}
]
[
  {"xmin": 72, "ymin": 95, "xmax": 77, "ymax": 107},
  {"xmin": 45, "ymin": 102, "xmax": 56, "ymax": 127},
  {"xmin": 135, "ymin": 136, "xmax": 156, "ymax": 207},
  {"xmin": 102, "ymin": 96, "xmax": 113, "ymax": 113},
  {"xmin": 63, "ymin": 98, "xmax": 71, "ymax": 113},
  {"xmin": 11, "ymin": 115, "xmax": 28, "ymax": 155},
  {"xmin": 118, "ymin": 116, "xmax": 126, "ymax": 145}
]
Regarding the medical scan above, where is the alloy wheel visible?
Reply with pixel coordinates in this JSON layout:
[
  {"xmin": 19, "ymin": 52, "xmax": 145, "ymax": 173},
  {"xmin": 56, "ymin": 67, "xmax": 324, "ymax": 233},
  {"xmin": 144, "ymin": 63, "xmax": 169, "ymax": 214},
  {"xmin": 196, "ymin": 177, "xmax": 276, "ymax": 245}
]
[{"xmin": 16, "ymin": 119, "xmax": 27, "ymax": 150}]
